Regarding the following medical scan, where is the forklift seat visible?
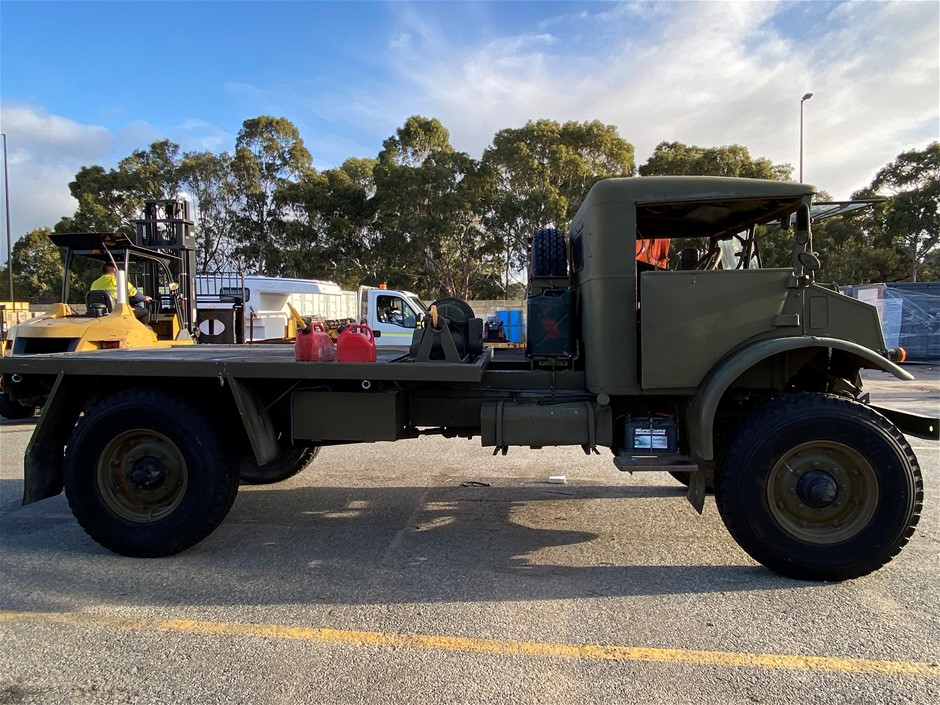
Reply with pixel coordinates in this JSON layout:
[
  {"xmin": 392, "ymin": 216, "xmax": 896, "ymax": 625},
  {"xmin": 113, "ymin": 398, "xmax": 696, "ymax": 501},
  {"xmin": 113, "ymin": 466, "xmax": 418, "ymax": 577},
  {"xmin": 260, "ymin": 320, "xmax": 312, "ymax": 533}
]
[{"xmin": 85, "ymin": 290, "xmax": 115, "ymax": 313}]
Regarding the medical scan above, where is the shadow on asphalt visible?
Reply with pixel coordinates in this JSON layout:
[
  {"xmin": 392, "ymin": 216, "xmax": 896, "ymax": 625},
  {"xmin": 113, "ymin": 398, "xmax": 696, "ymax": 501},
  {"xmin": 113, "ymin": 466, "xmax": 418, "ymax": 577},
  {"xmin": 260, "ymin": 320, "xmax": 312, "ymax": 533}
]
[{"xmin": 0, "ymin": 477, "xmax": 799, "ymax": 612}]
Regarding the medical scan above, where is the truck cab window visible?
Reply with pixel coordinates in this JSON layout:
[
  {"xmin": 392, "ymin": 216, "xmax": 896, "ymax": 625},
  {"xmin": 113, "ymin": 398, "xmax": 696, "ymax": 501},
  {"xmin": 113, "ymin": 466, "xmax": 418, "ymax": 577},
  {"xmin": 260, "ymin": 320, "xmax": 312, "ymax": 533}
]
[{"xmin": 377, "ymin": 295, "xmax": 417, "ymax": 328}]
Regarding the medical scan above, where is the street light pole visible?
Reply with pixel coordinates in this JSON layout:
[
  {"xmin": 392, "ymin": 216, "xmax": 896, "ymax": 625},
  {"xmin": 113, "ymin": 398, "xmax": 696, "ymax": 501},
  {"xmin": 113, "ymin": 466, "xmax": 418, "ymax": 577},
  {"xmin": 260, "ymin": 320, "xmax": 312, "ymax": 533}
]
[
  {"xmin": 1, "ymin": 133, "xmax": 12, "ymax": 303},
  {"xmin": 800, "ymin": 93, "xmax": 813, "ymax": 183}
]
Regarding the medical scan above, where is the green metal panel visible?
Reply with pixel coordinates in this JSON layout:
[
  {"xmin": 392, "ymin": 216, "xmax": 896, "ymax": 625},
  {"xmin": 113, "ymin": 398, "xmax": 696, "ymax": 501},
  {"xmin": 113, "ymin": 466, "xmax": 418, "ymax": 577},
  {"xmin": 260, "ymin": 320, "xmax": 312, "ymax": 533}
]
[
  {"xmin": 640, "ymin": 269, "xmax": 795, "ymax": 390},
  {"xmin": 408, "ymin": 393, "xmax": 483, "ymax": 428},
  {"xmin": 480, "ymin": 400, "xmax": 612, "ymax": 447},
  {"xmin": 568, "ymin": 176, "xmax": 816, "ymax": 395},
  {"xmin": 570, "ymin": 185, "xmax": 638, "ymax": 395},
  {"xmin": 292, "ymin": 390, "xmax": 402, "ymax": 441},
  {"xmin": 226, "ymin": 375, "xmax": 280, "ymax": 466},
  {"xmin": 803, "ymin": 285, "xmax": 885, "ymax": 351},
  {"xmin": 22, "ymin": 372, "xmax": 82, "ymax": 504}
]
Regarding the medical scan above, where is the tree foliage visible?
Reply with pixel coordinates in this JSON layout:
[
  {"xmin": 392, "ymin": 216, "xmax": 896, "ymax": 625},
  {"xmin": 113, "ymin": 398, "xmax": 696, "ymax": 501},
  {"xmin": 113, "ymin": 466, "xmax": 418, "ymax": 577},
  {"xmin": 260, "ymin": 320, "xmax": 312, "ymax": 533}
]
[
  {"xmin": 179, "ymin": 150, "xmax": 240, "ymax": 273},
  {"xmin": 639, "ymin": 141, "xmax": 792, "ymax": 180},
  {"xmin": 373, "ymin": 117, "xmax": 500, "ymax": 298},
  {"xmin": 483, "ymin": 119, "xmax": 635, "ymax": 289},
  {"xmin": 4, "ymin": 229, "xmax": 65, "ymax": 303},
  {"xmin": 231, "ymin": 116, "xmax": 314, "ymax": 273},
  {"xmin": 6, "ymin": 116, "xmax": 934, "ymax": 304},
  {"xmin": 869, "ymin": 142, "xmax": 940, "ymax": 282}
]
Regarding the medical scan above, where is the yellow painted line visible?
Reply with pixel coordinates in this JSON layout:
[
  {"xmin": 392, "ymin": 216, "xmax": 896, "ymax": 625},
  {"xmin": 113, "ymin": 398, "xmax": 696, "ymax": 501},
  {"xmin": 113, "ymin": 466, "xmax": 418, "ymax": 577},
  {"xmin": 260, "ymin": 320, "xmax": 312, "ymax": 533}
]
[{"xmin": 1, "ymin": 610, "xmax": 937, "ymax": 677}]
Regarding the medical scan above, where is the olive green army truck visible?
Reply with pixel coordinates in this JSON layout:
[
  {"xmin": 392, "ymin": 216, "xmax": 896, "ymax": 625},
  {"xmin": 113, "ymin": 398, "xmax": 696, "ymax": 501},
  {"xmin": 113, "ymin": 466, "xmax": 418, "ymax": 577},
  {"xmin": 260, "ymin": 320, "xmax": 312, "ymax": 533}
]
[{"xmin": 3, "ymin": 176, "xmax": 935, "ymax": 582}]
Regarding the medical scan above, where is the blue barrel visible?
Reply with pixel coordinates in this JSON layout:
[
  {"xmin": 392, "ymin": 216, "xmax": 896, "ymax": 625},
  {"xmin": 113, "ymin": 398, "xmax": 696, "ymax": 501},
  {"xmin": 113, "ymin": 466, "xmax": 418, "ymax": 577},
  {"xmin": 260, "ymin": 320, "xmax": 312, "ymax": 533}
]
[{"xmin": 508, "ymin": 310, "xmax": 523, "ymax": 342}]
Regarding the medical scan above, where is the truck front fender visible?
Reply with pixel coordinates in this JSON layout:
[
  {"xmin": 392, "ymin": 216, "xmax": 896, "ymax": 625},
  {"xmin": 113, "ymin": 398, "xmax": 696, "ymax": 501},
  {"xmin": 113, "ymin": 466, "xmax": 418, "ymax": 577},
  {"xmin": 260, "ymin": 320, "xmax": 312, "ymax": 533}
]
[{"xmin": 686, "ymin": 336, "xmax": 912, "ymax": 463}]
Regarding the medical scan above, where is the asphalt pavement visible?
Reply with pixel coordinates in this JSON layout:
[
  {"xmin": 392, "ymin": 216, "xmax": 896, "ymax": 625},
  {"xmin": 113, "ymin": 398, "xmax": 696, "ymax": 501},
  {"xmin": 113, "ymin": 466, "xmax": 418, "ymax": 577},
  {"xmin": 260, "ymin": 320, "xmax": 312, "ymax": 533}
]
[{"xmin": 0, "ymin": 367, "xmax": 938, "ymax": 704}]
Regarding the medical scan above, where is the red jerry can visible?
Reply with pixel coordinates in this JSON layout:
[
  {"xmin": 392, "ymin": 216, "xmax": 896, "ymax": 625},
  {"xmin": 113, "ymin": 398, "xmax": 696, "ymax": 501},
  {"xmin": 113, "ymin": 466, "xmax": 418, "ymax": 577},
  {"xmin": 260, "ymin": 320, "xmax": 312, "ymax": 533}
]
[
  {"xmin": 336, "ymin": 324, "xmax": 377, "ymax": 363},
  {"xmin": 295, "ymin": 322, "xmax": 335, "ymax": 362}
]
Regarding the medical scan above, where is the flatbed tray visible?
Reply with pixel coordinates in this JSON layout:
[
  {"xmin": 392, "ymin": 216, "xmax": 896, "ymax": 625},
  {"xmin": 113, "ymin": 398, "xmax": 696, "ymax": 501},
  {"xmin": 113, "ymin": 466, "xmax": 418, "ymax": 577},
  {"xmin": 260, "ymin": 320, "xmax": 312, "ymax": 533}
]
[{"xmin": 0, "ymin": 344, "xmax": 493, "ymax": 384}]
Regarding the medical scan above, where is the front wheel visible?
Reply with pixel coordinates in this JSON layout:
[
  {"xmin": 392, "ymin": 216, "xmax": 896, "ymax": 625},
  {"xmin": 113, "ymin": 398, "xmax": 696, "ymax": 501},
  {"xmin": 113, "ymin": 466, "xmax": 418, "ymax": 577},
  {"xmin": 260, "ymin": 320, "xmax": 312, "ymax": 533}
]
[
  {"xmin": 64, "ymin": 389, "xmax": 239, "ymax": 557},
  {"xmin": 715, "ymin": 393, "xmax": 922, "ymax": 581}
]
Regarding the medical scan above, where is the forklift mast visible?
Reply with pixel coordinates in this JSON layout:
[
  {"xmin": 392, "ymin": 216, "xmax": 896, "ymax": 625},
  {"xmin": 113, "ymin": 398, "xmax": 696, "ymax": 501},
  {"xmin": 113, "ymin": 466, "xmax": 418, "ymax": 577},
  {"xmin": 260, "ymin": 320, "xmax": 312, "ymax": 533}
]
[{"xmin": 134, "ymin": 200, "xmax": 198, "ymax": 336}]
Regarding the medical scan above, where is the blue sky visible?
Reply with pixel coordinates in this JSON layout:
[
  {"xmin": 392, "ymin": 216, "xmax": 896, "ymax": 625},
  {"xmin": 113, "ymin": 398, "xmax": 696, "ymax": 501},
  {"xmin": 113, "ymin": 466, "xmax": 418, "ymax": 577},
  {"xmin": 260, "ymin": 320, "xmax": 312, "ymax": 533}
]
[{"xmin": 1, "ymin": 0, "xmax": 938, "ymax": 247}]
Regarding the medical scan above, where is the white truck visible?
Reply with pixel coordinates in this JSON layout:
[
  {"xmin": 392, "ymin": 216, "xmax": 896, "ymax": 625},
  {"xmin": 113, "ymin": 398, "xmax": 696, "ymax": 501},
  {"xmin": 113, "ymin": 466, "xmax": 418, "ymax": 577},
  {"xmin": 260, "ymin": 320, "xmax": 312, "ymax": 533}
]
[{"xmin": 196, "ymin": 274, "xmax": 427, "ymax": 346}]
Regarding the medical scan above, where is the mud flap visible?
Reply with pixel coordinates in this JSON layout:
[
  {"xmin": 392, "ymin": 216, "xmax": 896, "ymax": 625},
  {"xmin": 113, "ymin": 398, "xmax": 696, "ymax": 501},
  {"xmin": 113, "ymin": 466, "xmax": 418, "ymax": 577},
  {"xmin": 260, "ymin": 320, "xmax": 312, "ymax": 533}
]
[
  {"xmin": 687, "ymin": 468, "xmax": 707, "ymax": 514},
  {"xmin": 226, "ymin": 374, "xmax": 280, "ymax": 466},
  {"xmin": 23, "ymin": 373, "xmax": 85, "ymax": 505}
]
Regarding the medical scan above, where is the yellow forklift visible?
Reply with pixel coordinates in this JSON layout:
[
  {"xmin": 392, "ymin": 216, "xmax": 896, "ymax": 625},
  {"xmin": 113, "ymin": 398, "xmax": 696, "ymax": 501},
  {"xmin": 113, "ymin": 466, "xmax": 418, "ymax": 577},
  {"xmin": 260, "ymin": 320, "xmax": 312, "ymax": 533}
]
[{"xmin": 0, "ymin": 200, "xmax": 197, "ymax": 417}]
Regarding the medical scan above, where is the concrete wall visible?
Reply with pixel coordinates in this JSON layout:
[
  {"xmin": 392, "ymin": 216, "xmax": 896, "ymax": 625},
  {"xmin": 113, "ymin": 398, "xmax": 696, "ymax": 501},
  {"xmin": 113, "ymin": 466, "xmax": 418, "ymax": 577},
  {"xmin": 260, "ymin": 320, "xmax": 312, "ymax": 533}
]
[{"xmin": 466, "ymin": 299, "xmax": 524, "ymax": 322}]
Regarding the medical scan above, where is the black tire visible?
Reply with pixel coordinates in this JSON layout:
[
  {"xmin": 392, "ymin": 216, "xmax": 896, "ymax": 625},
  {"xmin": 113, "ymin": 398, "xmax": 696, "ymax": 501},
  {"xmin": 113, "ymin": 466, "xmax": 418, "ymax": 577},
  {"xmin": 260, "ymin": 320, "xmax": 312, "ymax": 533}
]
[
  {"xmin": 239, "ymin": 446, "xmax": 320, "ymax": 485},
  {"xmin": 63, "ymin": 389, "xmax": 239, "ymax": 557},
  {"xmin": 715, "ymin": 393, "xmax": 922, "ymax": 581},
  {"xmin": 0, "ymin": 391, "xmax": 37, "ymax": 419},
  {"xmin": 531, "ymin": 227, "xmax": 567, "ymax": 277}
]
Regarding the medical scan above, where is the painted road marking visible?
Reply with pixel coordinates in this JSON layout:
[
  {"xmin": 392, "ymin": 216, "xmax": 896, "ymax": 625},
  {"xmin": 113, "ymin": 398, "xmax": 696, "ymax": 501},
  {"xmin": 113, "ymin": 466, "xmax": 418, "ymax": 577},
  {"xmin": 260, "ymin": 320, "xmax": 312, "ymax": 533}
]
[{"xmin": 1, "ymin": 610, "xmax": 937, "ymax": 677}]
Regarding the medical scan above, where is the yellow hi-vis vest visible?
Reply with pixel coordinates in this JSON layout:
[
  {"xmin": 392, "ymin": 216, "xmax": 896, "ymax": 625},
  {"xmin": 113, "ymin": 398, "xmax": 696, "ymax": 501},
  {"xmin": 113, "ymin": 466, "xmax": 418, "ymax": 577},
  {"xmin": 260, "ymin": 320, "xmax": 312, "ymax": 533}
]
[{"xmin": 89, "ymin": 274, "xmax": 138, "ymax": 299}]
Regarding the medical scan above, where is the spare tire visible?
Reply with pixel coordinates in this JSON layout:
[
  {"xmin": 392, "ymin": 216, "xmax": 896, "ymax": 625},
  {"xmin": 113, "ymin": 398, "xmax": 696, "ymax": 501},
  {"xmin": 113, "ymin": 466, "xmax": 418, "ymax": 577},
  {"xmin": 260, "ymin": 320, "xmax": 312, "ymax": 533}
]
[{"xmin": 531, "ymin": 227, "xmax": 567, "ymax": 278}]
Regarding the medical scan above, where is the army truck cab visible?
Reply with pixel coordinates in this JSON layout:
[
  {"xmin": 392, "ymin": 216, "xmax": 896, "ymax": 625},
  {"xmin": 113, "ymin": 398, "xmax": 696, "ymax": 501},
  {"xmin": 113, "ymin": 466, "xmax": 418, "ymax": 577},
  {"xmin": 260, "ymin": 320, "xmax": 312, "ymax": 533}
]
[{"xmin": 2, "ymin": 176, "xmax": 934, "ymax": 582}]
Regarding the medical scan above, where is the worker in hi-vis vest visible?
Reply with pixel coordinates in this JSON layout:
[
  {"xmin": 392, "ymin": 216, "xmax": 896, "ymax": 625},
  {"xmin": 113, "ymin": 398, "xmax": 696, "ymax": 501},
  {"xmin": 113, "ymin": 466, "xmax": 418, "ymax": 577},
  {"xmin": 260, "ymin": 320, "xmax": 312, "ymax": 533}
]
[{"xmin": 90, "ymin": 263, "xmax": 152, "ymax": 321}]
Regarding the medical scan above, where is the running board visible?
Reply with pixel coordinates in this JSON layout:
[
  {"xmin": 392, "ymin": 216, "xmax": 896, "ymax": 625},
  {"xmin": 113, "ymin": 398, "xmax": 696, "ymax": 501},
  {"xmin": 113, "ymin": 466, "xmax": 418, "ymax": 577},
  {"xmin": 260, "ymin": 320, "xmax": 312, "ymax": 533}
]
[{"xmin": 613, "ymin": 455, "xmax": 698, "ymax": 473}]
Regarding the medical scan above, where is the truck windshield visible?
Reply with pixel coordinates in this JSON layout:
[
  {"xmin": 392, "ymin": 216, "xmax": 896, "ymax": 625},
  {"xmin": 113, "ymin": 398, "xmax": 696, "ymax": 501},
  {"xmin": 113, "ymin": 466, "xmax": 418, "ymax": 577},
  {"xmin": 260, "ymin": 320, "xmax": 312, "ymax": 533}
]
[{"xmin": 405, "ymin": 294, "xmax": 428, "ymax": 316}]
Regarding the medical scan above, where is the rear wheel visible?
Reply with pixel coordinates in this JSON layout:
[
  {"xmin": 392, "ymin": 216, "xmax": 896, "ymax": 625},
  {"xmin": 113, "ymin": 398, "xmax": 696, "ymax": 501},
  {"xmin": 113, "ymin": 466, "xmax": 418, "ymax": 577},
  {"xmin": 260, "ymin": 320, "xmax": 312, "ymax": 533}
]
[
  {"xmin": 715, "ymin": 394, "xmax": 922, "ymax": 581},
  {"xmin": 239, "ymin": 446, "xmax": 320, "ymax": 485},
  {"xmin": 64, "ymin": 389, "xmax": 239, "ymax": 557}
]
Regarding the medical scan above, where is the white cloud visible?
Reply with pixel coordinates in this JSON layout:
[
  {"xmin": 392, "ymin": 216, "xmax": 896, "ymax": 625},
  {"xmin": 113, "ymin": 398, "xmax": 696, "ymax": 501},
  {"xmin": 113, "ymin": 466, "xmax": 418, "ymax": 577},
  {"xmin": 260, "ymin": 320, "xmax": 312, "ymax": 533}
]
[
  {"xmin": 1, "ymin": 0, "xmax": 936, "ymax": 258},
  {"xmin": 370, "ymin": 0, "xmax": 938, "ymax": 199},
  {"xmin": 0, "ymin": 103, "xmax": 113, "ymax": 244},
  {"xmin": 0, "ymin": 104, "xmax": 238, "ymax": 252}
]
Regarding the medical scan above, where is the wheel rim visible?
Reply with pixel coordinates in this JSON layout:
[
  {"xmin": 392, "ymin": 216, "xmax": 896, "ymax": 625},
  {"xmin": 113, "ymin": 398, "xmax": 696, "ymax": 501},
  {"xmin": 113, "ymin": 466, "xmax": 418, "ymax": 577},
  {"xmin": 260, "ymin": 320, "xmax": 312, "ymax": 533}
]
[
  {"xmin": 96, "ymin": 429, "xmax": 188, "ymax": 523},
  {"xmin": 766, "ymin": 440, "xmax": 878, "ymax": 544}
]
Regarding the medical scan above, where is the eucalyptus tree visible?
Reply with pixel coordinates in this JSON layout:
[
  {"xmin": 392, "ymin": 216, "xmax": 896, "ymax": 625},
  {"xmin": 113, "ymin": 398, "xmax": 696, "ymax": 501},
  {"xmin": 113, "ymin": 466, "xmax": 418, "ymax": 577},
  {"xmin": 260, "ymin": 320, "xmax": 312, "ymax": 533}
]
[
  {"xmin": 231, "ymin": 116, "xmax": 313, "ymax": 274},
  {"xmin": 373, "ymin": 117, "xmax": 500, "ymax": 299},
  {"xmin": 483, "ymin": 119, "xmax": 635, "ymax": 290},
  {"xmin": 868, "ymin": 142, "xmax": 940, "ymax": 282},
  {"xmin": 58, "ymin": 165, "xmax": 141, "ymax": 236},
  {"xmin": 3, "ymin": 228, "xmax": 67, "ymax": 303},
  {"xmin": 54, "ymin": 139, "xmax": 185, "ymax": 238},
  {"xmin": 179, "ymin": 151, "xmax": 240, "ymax": 273},
  {"xmin": 639, "ymin": 142, "xmax": 792, "ymax": 180},
  {"xmin": 274, "ymin": 158, "xmax": 380, "ymax": 287},
  {"xmin": 119, "ymin": 139, "xmax": 184, "ymax": 201}
]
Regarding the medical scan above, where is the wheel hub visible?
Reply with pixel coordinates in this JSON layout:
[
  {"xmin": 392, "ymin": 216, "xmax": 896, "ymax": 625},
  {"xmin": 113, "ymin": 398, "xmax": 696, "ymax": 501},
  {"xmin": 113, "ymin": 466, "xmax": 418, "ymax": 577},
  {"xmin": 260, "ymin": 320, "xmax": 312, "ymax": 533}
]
[
  {"xmin": 126, "ymin": 456, "xmax": 168, "ymax": 489},
  {"xmin": 796, "ymin": 470, "xmax": 839, "ymax": 508},
  {"xmin": 97, "ymin": 430, "xmax": 188, "ymax": 523},
  {"xmin": 767, "ymin": 440, "xmax": 879, "ymax": 544}
]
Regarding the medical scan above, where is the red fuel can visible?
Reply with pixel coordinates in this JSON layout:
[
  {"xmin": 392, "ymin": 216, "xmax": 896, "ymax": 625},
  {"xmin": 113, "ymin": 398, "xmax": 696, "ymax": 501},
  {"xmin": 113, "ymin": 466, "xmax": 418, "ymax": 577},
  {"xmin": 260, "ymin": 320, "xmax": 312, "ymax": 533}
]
[
  {"xmin": 336, "ymin": 324, "xmax": 377, "ymax": 363},
  {"xmin": 295, "ymin": 322, "xmax": 335, "ymax": 362}
]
